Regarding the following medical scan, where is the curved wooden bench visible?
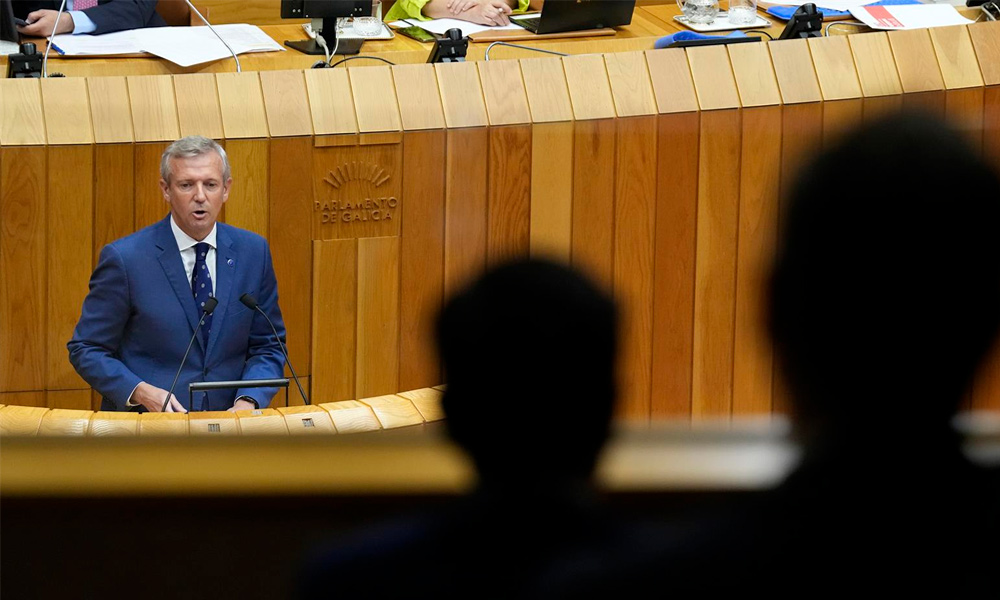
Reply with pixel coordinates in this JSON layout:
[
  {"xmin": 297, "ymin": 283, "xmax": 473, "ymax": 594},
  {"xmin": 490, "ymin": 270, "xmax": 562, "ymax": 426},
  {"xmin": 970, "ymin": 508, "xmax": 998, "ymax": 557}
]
[{"xmin": 0, "ymin": 387, "xmax": 444, "ymax": 437}]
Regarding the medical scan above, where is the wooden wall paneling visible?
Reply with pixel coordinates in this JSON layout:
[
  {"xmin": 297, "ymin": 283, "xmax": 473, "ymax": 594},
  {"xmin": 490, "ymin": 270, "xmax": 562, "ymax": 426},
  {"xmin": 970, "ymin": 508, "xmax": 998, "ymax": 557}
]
[
  {"xmin": 945, "ymin": 88, "xmax": 985, "ymax": 156},
  {"xmin": 732, "ymin": 106, "xmax": 781, "ymax": 416},
  {"xmin": 929, "ymin": 25, "xmax": 985, "ymax": 90},
  {"xmin": 45, "ymin": 390, "xmax": 92, "ymax": 411},
  {"xmin": 651, "ymin": 112, "xmax": 699, "ymax": 418},
  {"xmin": 234, "ymin": 409, "xmax": 288, "ymax": 435},
  {"xmin": 887, "ymin": 29, "xmax": 946, "ymax": 94},
  {"xmin": 189, "ymin": 411, "xmax": 240, "ymax": 435},
  {"xmin": 862, "ymin": 95, "xmax": 903, "ymax": 124},
  {"xmin": 304, "ymin": 68, "xmax": 359, "ymax": 135},
  {"xmin": 563, "ymin": 54, "xmax": 617, "ymax": 120},
  {"xmin": 47, "ymin": 145, "xmax": 93, "ymax": 390},
  {"xmin": 902, "ymin": 91, "xmax": 946, "ymax": 118},
  {"xmin": 727, "ymin": 42, "xmax": 782, "ymax": 108},
  {"xmin": 969, "ymin": 21, "xmax": 1000, "ymax": 86},
  {"xmin": 478, "ymin": 60, "xmax": 532, "ymax": 126},
  {"xmin": 259, "ymin": 70, "xmax": 314, "ymax": 137},
  {"xmin": 138, "ymin": 412, "xmax": 189, "ymax": 436},
  {"xmin": 443, "ymin": 128, "xmax": 488, "ymax": 298},
  {"xmin": 40, "ymin": 78, "xmax": 93, "ymax": 144},
  {"xmin": 349, "ymin": 66, "xmax": 403, "ymax": 133},
  {"xmin": 126, "ymin": 75, "xmax": 180, "ymax": 142},
  {"xmin": 87, "ymin": 76, "xmax": 135, "ymax": 143},
  {"xmin": 614, "ymin": 116, "xmax": 658, "ymax": 421},
  {"xmin": 529, "ymin": 122, "xmax": 573, "ymax": 262},
  {"xmin": 359, "ymin": 394, "xmax": 423, "ymax": 429},
  {"xmin": 311, "ymin": 239, "xmax": 357, "ymax": 403},
  {"xmin": 768, "ymin": 39, "xmax": 823, "ymax": 105},
  {"xmin": 223, "ymin": 139, "xmax": 269, "ymax": 238},
  {"xmin": 0, "ymin": 404, "xmax": 48, "ymax": 433},
  {"xmin": 269, "ymin": 137, "xmax": 313, "ymax": 382},
  {"xmin": 276, "ymin": 404, "xmax": 337, "ymax": 434},
  {"xmin": 487, "ymin": 125, "xmax": 532, "ymax": 265},
  {"xmin": 134, "ymin": 142, "xmax": 171, "ymax": 230},
  {"xmin": 94, "ymin": 144, "xmax": 135, "ymax": 264},
  {"xmin": 173, "ymin": 73, "xmax": 224, "ymax": 139},
  {"xmin": 604, "ymin": 51, "xmax": 658, "ymax": 117},
  {"xmin": 286, "ymin": 375, "xmax": 309, "ymax": 407},
  {"xmin": 0, "ymin": 79, "xmax": 45, "ymax": 146},
  {"xmin": 399, "ymin": 130, "xmax": 445, "ymax": 390},
  {"xmin": 397, "ymin": 388, "xmax": 445, "ymax": 421},
  {"xmin": 311, "ymin": 140, "xmax": 402, "ymax": 240},
  {"xmin": 691, "ymin": 110, "xmax": 741, "ymax": 419},
  {"xmin": 0, "ymin": 147, "xmax": 46, "ymax": 392},
  {"xmin": 808, "ymin": 36, "xmax": 864, "ymax": 101},
  {"xmin": 391, "ymin": 64, "xmax": 446, "ymax": 131},
  {"xmin": 356, "ymin": 237, "xmax": 400, "ymax": 399},
  {"xmin": 849, "ymin": 32, "xmax": 903, "ymax": 97},
  {"xmin": 822, "ymin": 99, "xmax": 864, "ymax": 148},
  {"xmin": 520, "ymin": 57, "xmax": 574, "ymax": 123},
  {"xmin": 435, "ymin": 62, "xmax": 489, "ymax": 129},
  {"xmin": 319, "ymin": 400, "xmax": 382, "ymax": 433},
  {"xmin": 645, "ymin": 48, "xmax": 699, "ymax": 114},
  {"xmin": 984, "ymin": 86, "xmax": 1000, "ymax": 174},
  {"xmin": 37, "ymin": 407, "xmax": 92, "ymax": 435},
  {"xmin": 216, "ymin": 72, "xmax": 270, "ymax": 139},
  {"xmin": 686, "ymin": 45, "xmax": 741, "ymax": 111},
  {"xmin": 773, "ymin": 102, "xmax": 824, "ymax": 414},
  {"xmin": 88, "ymin": 411, "xmax": 139, "ymax": 436},
  {"xmin": 571, "ymin": 118, "xmax": 616, "ymax": 289}
]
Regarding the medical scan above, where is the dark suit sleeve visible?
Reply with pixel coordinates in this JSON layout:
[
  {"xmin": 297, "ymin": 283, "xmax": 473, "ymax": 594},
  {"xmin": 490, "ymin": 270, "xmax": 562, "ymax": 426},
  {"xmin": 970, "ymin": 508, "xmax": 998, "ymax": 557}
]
[
  {"xmin": 84, "ymin": 0, "xmax": 163, "ymax": 35},
  {"xmin": 67, "ymin": 244, "xmax": 143, "ymax": 411},
  {"xmin": 236, "ymin": 242, "xmax": 287, "ymax": 408}
]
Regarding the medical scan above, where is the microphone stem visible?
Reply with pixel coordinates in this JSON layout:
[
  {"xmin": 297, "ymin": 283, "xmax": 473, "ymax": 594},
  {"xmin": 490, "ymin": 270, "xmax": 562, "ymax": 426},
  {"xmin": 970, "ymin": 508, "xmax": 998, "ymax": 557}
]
[
  {"xmin": 185, "ymin": 0, "xmax": 241, "ymax": 73},
  {"xmin": 162, "ymin": 311, "xmax": 208, "ymax": 412},
  {"xmin": 41, "ymin": 0, "xmax": 67, "ymax": 78},
  {"xmin": 255, "ymin": 306, "xmax": 309, "ymax": 405}
]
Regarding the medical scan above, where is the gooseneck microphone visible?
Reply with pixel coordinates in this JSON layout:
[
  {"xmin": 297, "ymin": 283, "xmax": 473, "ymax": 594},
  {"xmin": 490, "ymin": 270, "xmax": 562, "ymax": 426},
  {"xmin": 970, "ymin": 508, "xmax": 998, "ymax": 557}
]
[
  {"xmin": 41, "ymin": 0, "xmax": 67, "ymax": 78},
  {"xmin": 162, "ymin": 296, "xmax": 218, "ymax": 412},
  {"xmin": 240, "ymin": 293, "xmax": 310, "ymax": 405},
  {"xmin": 184, "ymin": 0, "xmax": 241, "ymax": 73}
]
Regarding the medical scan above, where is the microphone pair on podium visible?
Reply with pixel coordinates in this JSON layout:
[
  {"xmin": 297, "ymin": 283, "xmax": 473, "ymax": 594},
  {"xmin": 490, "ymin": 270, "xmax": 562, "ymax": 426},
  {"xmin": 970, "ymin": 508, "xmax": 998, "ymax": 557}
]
[{"xmin": 160, "ymin": 293, "xmax": 309, "ymax": 413}]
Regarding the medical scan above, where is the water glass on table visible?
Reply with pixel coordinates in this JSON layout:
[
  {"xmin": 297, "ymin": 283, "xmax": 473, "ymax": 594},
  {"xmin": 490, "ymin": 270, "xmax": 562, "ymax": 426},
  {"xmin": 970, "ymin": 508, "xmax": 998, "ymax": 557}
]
[
  {"xmin": 353, "ymin": 0, "xmax": 383, "ymax": 37},
  {"xmin": 727, "ymin": 0, "xmax": 758, "ymax": 24},
  {"xmin": 677, "ymin": 0, "xmax": 720, "ymax": 24}
]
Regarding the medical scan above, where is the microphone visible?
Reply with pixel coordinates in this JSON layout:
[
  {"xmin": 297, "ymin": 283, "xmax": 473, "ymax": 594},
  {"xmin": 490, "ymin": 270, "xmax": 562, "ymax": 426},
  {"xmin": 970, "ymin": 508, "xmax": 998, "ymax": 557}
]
[
  {"xmin": 240, "ymin": 293, "xmax": 310, "ymax": 405},
  {"xmin": 41, "ymin": 0, "xmax": 67, "ymax": 78},
  {"xmin": 161, "ymin": 296, "xmax": 218, "ymax": 413},
  {"xmin": 184, "ymin": 0, "xmax": 241, "ymax": 73}
]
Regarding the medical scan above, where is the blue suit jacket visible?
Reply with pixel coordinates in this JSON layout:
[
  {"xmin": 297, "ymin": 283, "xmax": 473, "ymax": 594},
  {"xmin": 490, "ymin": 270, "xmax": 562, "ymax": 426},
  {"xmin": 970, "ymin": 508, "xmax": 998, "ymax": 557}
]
[
  {"xmin": 13, "ymin": 0, "xmax": 165, "ymax": 35},
  {"xmin": 68, "ymin": 216, "xmax": 287, "ymax": 411}
]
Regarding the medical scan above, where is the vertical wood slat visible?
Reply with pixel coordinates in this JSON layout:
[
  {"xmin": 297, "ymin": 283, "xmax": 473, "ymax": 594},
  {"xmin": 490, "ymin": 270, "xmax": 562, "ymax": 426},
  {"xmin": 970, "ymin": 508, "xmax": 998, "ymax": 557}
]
[
  {"xmin": 692, "ymin": 110, "xmax": 741, "ymax": 419},
  {"xmin": 478, "ymin": 60, "xmax": 532, "ymax": 126},
  {"xmin": 687, "ymin": 45, "xmax": 741, "ymax": 111},
  {"xmin": 435, "ymin": 62, "xmax": 488, "ymax": 128},
  {"xmin": 443, "ymin": 128, "xmax": 488, "ymax": 298},
  {"xmin": 93, "ymin": 145, "xmax": 135, "ymax": 264},
  {"xmin": 614, "ymin": 116, "xmax": 658, "ymax": 421},
  {"xmin": 563, "ymin": 54, "xmax": 616, "ymax": 121},
  {"xmin": 768, "ymin": 39, "xmax": 823, "ymax": 105},
  {"xmin": 968, "ymin": 21, "xmax": 1000, "ymax": 87},
  {"xmin": 732, "ymin": 106, "xmax": 782, "ymax": 415},
  {"xmin": 487, "ymin": 125, "xmax": 532, "ymax": 265},
  {"xmin": 40, "ymin": 78, "xmax": 94, "ymax": 144},
  {"xmin": 47, "ymin": 146, "xmax": 93, "ymax": 390},
  {"xmin": 887, "ymin": 29, "xmax": 946, "ymax": 94},
  {"xmin": 134, "ymin": 143, "xmax": 170, "ymax": 230},
  {"xmin": 0, "ymin": 148, "xmax": 47, "ymax": 392},
  {"xmin": 269, "ymin": 138, "xmax": 313, "ymax": 381},
  {"xmin": 727, "ymin": 42, "xmax": 782, "ymax": 108},
  {"xmin": 604, "ymin": 52, "xmax": 658, "ymax": 117},
  {"xmin": 259, "ymin": 70, "xmax": 314, "ymax": 137},
  {"xmin": 391, "ymin": 64, "xmax": 446, "ymax": 131},
  {"xmin": 807, "ymin": 36, "xmax": 864, "ymax": 101},
  {"xmin": 356, "ymin": 236, "xmax": 400, "ymax": 398},
  {"xmin": 126, "ymin": 75, "xmax": 180, "ymax": 142},
  {"xmin": 529, "ymin": 121, "xmax": 574, "ymax": 262},
  {"xmin": 216, "ymin": 72, "xmax": 270, "ymax": 139},
  {"xmin": 46, "ymin": 391, "xmax": 92, "ymax": 411},
  {"xmin": 571, "ymin": 118, "xmax": 616, "ymax": 289},
  {"xmin": 823, "ymin": 99, "xmax": 865, "ymax": 148},
  {"xmin": 651, "ymin": 112, "xmax": 699, "ymax": 418},
  {"xmin": 223, "ymin": 139, "xmax": 269, "ymax": 238},
  {"xmin": 349, "ymin": 66, "xmax": 403, "ymax": 133},
  {"xmin": 311, "ymin": 239, "xmax": 356, "ymax": 403},
  {"xmin": 399, "ymin": 131, "xmax": 445, "ymax": 391},
  {"xmin": 304, "ymin": 68, "xmax": 359, "ymax": 135},
  {"xmin": 0, "ymin": 79, "xmax": 46, "ymax": 145},
  {"xmin": 87, "ymin": 76, "xmax": 135, "ymax": 143},
  {"xmin": 929, "ymin": 25, "xmax": 985, "ymax": 90},
  {"xmin": 520, "ymin": 57, "xmax": 574, "ymax": 123},
  {"xmin": 945, "ymin": 88, "xmax": 985, "ymax": 156},
  {"xmin": 173, "ymin": 72, "xmax": 224, "ymax": 139},
  {"xmin": 645, "ymin": 49, "xmax": 699, "ymax": 114},
  {"xmin": 849, "ymin": 32, "xmax": 903, "ymax": 97}
]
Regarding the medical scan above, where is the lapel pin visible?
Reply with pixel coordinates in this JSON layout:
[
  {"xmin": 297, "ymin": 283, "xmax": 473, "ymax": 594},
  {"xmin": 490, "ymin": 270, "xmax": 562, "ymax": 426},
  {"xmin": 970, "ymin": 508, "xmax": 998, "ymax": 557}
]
[{"xmin": 227, "ymin": 258, "xmax": 235, "ymax": 267}]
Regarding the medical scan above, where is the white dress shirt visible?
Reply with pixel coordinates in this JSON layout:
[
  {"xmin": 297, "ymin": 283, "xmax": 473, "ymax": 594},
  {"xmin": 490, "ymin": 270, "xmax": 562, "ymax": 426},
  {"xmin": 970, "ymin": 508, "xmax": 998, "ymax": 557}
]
[{"xmin": 170, "ymin": 215, "xmax": 218, "ymax": 290}]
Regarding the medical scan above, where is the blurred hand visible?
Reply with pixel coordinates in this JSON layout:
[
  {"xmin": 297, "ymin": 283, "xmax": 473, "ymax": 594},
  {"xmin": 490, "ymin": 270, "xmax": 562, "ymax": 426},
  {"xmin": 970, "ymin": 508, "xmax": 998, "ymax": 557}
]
[
  {"xmin": 228, "ymin": 398, "xmax": 257, "ymax": 413},
  {"xmin": 132, "ymin": 381, "xmax": 187, "ymax": 413},
  {"xmin": 462, "ymin": 0, "xmax": 513, "ymax": 26},
  {"xmin": 16, "ymin": 10, "xmax": 75, "ymax": 36}
]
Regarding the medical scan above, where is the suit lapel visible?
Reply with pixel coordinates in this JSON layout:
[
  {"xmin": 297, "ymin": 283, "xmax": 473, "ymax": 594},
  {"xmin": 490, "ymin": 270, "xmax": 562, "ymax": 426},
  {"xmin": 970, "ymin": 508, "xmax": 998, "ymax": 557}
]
[
  {"xmin": 206, "ymin": 225, "xmax": 237, "ymax": 360},
  {"xmin": 155, "ymin": 216, "xmax": 204, "ymax": 352}
]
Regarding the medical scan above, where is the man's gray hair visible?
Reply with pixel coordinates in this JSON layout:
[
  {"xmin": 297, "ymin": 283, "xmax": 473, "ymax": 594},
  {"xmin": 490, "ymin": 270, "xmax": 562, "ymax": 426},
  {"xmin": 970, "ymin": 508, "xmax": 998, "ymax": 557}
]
[{"xmin": 160, "ymin": 136, "xmax": 231, "ymax": 183}]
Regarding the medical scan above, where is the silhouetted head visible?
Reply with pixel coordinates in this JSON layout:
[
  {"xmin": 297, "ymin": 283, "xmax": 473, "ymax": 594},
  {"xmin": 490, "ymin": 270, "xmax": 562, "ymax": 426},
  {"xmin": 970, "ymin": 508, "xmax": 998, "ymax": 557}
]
[
  {"xmin": 770, "ymin": 113, "xmax": 1000, "ymax": 437},
  {"xmin": 437, "ymin": 259, "xmax": 618, "ymax": 484}
]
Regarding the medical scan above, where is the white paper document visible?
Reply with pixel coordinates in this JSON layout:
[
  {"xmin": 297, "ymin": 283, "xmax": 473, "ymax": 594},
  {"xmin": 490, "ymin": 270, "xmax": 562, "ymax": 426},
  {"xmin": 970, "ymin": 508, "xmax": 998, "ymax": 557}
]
[
  {"xmin": 49, "ymin": 24, "xmax": 284, "ymax": 67},
  {"xmin": 763, "ymin": 0, "xmax": 875, "ymax": 9},
  {"xmin": 849, "ymin": 4, "xmax": 973, "ymax": 29},
  {"xmin": 390, "ymin": 18, "xmax": 522, "ymax": 37}
]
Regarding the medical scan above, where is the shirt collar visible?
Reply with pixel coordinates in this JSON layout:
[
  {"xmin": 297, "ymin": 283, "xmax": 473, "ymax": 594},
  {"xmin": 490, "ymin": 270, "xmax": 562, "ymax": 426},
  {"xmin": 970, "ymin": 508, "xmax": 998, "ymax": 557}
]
[{"xmin": 170, "ymin": 215, "xmax": 217, "ymax": 253}]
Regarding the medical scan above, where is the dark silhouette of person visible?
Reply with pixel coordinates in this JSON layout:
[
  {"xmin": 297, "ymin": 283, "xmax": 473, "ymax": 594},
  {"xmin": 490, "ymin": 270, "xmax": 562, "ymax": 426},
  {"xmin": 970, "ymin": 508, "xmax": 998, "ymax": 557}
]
[
  {"xmin": 299, "ymin": 259, "xmax": 629, "ymax": 599},
  {"xmin": 546, "ymin": 112, "xmax": 1000, "ymax": 597}
]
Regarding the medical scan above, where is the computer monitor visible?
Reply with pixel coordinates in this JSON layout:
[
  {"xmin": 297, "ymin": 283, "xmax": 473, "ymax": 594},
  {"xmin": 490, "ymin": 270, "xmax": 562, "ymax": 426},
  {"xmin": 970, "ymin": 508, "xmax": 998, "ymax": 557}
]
[{"xmin": 281, "ymin": 0, "xmax": 372, "ymax": 56}]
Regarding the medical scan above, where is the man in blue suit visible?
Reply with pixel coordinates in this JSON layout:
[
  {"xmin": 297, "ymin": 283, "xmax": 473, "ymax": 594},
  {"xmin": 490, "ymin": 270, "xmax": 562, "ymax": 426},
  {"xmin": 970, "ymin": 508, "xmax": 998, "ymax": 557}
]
[
  {"xmin": 68, "ymin": 136, "xmax": 286, "ymax": 413},
  {"xmin": 14, "ymin": 0, "xmax": 165, "ymax": 37}
]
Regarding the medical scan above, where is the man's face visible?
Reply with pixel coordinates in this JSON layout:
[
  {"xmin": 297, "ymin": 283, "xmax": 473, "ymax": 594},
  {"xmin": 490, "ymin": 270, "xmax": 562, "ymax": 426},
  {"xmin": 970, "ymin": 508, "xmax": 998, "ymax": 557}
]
[{"xmin": 160, "ymin": 152, "xmax": 231, "ymax": 241}]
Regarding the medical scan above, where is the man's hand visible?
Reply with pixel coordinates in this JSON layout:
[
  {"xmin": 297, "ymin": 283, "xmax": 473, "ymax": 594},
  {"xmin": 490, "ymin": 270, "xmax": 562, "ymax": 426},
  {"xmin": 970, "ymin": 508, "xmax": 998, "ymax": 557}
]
[
  {"xmin": 132, "ymin": 381, "xmax": 187, "ymax": 413},
  {"xmin": 16, "ymin": 10, "xmax": 75, "ymax": 37},
  {"xmin": 229, "ymin": 398, "xmax": 257, "ymax": 412}
]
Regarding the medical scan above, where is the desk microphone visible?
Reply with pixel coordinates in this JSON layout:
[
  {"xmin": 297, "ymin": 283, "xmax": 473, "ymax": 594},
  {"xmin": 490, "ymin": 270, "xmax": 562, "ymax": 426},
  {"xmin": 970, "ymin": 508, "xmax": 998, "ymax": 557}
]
[
  {"xmin": 40, "ymin": 0, "xmax": 66, "ymax": 77},
  {"xmin": 162, "ymin": 296, "xmax": 218, "ymax": 413},
  {"xmin": 184, "ymin": 0, "xmax": 241, "ymax": 73},
  {"xmin": 240, "ymin": 293, "xmax": 310, "ymax": 405}
]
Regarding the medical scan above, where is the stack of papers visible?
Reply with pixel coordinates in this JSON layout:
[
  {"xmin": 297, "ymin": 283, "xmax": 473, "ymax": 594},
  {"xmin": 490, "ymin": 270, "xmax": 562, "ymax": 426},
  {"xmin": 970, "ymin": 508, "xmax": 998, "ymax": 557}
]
[
  {"xmin": 849, "ymin": 4, "xmax": 973, "ymax": 29},
  {"xmin": 49, "ymin": 23, "xmax": 284, "ymax": 67},
  {"xmin": 389, "ymin": 18, "xmax": 522, "ymax": 38}
]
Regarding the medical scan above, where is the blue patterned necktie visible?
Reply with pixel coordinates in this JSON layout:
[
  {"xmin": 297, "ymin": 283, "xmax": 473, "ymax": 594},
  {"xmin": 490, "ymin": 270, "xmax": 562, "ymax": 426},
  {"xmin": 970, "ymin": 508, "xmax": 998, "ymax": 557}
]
[{"xmin": 192, "ymin": 242, "xmax": 214, "ymax": 347}]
